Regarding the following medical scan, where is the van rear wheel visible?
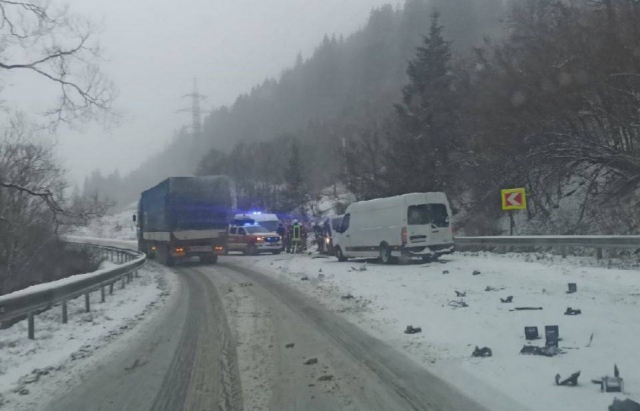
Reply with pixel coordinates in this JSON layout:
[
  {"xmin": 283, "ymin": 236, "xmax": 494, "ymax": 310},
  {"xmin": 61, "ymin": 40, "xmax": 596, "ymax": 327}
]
[
  {"xmin": 379, "ymin": 243, "xmax": 392, "ymax": 264},
  {"xmin": 335, "ymin": 247, "xmax": 347, "ymax": 262}
]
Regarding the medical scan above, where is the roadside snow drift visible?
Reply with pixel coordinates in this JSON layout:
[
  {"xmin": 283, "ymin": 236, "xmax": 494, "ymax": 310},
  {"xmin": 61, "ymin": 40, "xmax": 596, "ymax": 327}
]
[
  {"xmin": 233, "ymin": 251, "xmax": 640, "ymax": 411},
  {"xmin": 0, "ymin": 262, "xmax": 175, "ymax": 410}
]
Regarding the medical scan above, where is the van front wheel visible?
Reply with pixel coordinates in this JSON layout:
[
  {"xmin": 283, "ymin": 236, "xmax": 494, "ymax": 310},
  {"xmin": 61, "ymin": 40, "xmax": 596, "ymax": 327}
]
[
  {"xmin": 379, "ymin": 243, "xmax": 392, "ymax": 264},
  {"xmin": 335, "ymin": 247, "xmax": 347, "ymax": 262}
]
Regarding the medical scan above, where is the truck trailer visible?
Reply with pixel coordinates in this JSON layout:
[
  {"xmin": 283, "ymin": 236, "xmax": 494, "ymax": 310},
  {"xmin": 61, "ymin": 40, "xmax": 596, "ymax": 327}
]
[{"xmin": 136, "ymin": 176, "xmax": 232, "ymax": 266}]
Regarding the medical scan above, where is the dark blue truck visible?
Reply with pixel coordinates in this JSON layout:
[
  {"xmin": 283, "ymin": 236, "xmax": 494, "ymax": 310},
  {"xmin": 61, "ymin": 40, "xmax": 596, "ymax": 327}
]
[{"xmin": 135, "ymin": 176, "xmax": 232, "ymax": 266}]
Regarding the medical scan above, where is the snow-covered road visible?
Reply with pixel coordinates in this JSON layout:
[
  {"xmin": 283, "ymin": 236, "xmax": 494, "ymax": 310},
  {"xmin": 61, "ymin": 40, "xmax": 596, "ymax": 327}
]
[
  {"xmin": 0, "ymin": 260, "xmax": 177, "ymax": 410},
  {"xmin": 232, "ymin": 251, "xmax": 640, "ymax": 411}
]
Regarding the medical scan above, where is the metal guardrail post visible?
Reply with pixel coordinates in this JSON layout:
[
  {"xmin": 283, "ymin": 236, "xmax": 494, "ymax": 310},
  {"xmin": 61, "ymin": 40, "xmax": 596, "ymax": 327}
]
[
  {"xmin": 561, "ymin": 246, "xmax": 567, "ymax": 259},
  {"xmin": 0, "ymin": 241, "xmax": 145, "ymax": 340},
  {"xmin": 28, "ymin": 313, "xmax": 35, "ymax": 340},
  {"xmin": 121, "ymin": 277, "xmax": 125, "ymax": 289},
  {"xmin": 62, "ymin": 301, "xmax": 68, "ymax": 324},
  {"xmin": 597, "ymin": 248, "xmax": 603, "ymax": 260}
]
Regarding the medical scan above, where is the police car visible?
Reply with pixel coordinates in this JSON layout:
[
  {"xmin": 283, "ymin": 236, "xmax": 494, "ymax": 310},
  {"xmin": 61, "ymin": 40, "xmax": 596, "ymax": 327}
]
[{"xmin": 227, "ymin": 223, "xmax": 283, "ymax": 255}]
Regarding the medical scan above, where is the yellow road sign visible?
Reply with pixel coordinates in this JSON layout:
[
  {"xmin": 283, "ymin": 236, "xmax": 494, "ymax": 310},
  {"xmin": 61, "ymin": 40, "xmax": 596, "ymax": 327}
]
[{"xmin": 501, "ymin": 188, "xmax": 527, "ymax": 211}]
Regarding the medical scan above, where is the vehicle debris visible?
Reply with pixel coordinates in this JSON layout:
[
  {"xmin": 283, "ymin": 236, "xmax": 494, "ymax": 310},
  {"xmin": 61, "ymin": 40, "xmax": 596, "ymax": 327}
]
[
  {"xmin": 472, "ymin": 346, "xmax": 492, "ymax": 357},
  {"xmin": 500, "ymin": 296, "xmax": 514, "ymax": 303},
  {"xmin": 592, "ymin": 365, "xmax": 625, "ymax": 393},
  {"xmin": 443, "ymin": 270, "xmax": 450, "ymax": 274},
  {"xmin": 520, "ymin": 345, "xmax": 562, "ymax": 357},
  {"xmin": 608, "ymin": 398, "xmax": 640, "ymax": 411},
  {"xmin": 510, "ymin": 307, "xmax": 543, "ymax": 311},
  {"xmin": 564, "ymin": 307, "xmax": 582, "ymax": 315},
  {"xmin": 341, "ymin": 293, "xmax": 355, "ymax": 300},
  {"xmin": 448, "ymin": 300, "xmax": 469, "ymax": 308},
  {"xmin": 455, "ymin": 291, "xmax": 466, "ymax": 297},
  {"xmin": 473, "ymin": 270, "xmax": 481, "ymax": 275},
  {"xmin": 285, "ymin": 343, "xmax": 295, "ymax": 349},
  {"xmin": 304, "ymin": 358, "xmax": 318, "ymax": 365},
  {"xmin": 524, "ymin": 326, "xmax": 540, "ymax": 340},
  {"xmin": 318, "ymin": 375, "xmax": 334, "ymax": 382},
  {"xmin": 567, "ymin": 283, "xmax": 577, "ymax": 294},
  {"xmin": 586, "ymin": 333, "xmax": 594, "ymax": 347},
  {"xmin": 555, "ymin": 371, "xmax": 580, "ymax": 386},
  {"xmin": 301, "ymin": 276, "xmax": 309, "ymax": 281},
  {"xmin": 404, "ymin": 325, "xmax": 422, "ymax": 334},
  {"xmin": 545, "ymin": 325, "xmax": 560, "ymax": 347}
]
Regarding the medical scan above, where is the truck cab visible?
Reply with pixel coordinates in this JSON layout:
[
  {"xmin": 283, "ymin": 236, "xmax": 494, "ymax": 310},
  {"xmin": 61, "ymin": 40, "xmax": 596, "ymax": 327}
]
[{"xmin": 227, "ymin": 223, "xmax": 282, "ymax": 255}]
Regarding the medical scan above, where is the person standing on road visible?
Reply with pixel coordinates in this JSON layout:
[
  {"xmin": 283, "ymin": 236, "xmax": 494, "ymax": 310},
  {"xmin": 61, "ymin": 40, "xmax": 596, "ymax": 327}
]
[
  {"xmin": 290, "ymin": 220, "xmax": 302, "ymax": 253},
  {"xmin": 277, "ymin": 222, "xmax": 286, "ymax": 251},
  {"xmin": 285, "ymin": 220, "xmax": 292, "ymax": 253}
]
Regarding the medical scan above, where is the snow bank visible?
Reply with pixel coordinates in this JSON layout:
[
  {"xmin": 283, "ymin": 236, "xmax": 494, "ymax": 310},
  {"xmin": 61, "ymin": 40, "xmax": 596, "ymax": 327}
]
[
  {"xmin": 69, "ymin": 206, "xmax": 138, "ymax": 242},
  {"xmin": 233, "ymin": 251, "xmax": 640, "ymax": 411},
  {"xmin": 0, "ymin": 263, "xmax": 176, "ymax": 409},
  {"xmin": 0, "ymin": 255, "xmax": 141, "ymax": 303}
]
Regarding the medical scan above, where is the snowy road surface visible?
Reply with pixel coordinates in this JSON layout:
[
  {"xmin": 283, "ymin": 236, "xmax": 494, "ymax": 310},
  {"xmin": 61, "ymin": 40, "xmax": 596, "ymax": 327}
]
[
  {"xmin": 234, "ymin": 251, "xmax": 640, "ymax": 411},
  {"xmin": 5, "ymin": 249, "xmax": 637, "ymax": 410},
  {"xmin": 32, "ymin": 261, "xmax": 499, "ymax": 411}
]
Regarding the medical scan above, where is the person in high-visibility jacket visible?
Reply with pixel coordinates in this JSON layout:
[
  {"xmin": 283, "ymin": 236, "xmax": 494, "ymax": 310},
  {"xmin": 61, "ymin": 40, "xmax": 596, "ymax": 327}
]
[{"xmin": 290, "ymin": 220, "xmax": 302, "ymax": 253}]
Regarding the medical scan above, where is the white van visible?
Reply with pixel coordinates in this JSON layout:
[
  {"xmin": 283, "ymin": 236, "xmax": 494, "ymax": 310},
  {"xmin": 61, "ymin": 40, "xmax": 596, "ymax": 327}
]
[{"xmin": 333, "ymin": 193, "xmax": 454, "ymax": 263}]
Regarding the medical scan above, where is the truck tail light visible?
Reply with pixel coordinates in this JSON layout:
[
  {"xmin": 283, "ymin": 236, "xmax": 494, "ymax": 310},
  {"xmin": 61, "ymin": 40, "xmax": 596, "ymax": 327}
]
[
  {"xmin": 214, "ymin": 246, "xmax": 224, "ymax": 251},
  {"xmin": 401, "ymin": 227, "xmax": 407, "ymax": 245},
  {"xmin": 175, "ymin": 247, "xmax": 185, "ymax": 253}
]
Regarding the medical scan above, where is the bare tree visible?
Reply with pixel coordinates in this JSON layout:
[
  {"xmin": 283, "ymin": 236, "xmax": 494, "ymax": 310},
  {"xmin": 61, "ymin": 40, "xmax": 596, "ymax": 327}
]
[
  {"xmin": 0, "ymin": 0, "xmax": 115, "ymax": 128},
  {"xmin": 0, "ymin": 114, "xmax": 110, "ymax": 293}
]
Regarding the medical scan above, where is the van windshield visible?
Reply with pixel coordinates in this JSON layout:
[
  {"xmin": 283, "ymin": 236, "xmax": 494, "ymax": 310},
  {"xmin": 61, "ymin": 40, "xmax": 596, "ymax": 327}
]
[{"xmin": 407, "ymin": 204, "xmax": 449, "ymax": 227}]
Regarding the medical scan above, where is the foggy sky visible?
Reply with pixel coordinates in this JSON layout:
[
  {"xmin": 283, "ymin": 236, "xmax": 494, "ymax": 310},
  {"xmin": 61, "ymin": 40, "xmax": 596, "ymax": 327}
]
[{"xmin": 3, "ymin": 0, "xmax": 392, "ymax": 185}]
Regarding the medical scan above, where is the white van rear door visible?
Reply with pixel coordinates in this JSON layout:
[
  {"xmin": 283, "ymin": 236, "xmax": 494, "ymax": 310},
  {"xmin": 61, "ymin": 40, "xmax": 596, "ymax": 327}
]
[
  {"xmin": 425, "ymin": 203, "xmax": 452, "ymax": 245},
  {"xmin": 406, "ymin": 203, "xmax": 452, "ymax": 246},
  {"xmin": 406, "ymin": 204, "xmax": 431, "ymax": 245}
]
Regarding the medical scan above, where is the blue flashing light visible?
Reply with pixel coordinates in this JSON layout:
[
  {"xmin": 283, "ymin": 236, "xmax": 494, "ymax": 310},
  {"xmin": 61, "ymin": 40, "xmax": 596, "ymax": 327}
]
[{"xmin": 252, "ymin": 211, "xmax": 262, "ymax": 215}]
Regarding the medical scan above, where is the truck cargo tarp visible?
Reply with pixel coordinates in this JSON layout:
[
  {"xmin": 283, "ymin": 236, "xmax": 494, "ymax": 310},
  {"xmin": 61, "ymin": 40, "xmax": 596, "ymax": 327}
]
[{"xmin": 140, "ymin": 176, "xmax": 232, "ymax": 232}]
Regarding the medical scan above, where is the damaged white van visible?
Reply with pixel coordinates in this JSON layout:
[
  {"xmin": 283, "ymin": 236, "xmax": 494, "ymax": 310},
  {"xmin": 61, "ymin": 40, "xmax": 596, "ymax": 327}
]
[{"xmin": 333, "ymin": 193, "xmax": 454, "ymax": 263}]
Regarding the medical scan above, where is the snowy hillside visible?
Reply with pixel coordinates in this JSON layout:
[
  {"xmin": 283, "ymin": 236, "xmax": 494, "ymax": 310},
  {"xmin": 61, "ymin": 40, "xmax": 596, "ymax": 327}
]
[{"xmin": 71, "ymin": 203, "xmax": 138, "ymax": 241}]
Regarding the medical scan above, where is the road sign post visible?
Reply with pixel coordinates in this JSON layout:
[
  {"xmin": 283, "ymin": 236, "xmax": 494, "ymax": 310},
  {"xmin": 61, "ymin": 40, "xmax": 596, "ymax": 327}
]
[{"xmin": 501, "ymin": 188, "xmax": 527, "ymax": 235}]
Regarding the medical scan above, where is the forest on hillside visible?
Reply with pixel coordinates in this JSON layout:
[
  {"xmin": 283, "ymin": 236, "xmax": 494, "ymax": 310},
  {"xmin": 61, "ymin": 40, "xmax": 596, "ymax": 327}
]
[{"xmin": 84, "ymin": 0, "xmax": 640, "ymax": 236}]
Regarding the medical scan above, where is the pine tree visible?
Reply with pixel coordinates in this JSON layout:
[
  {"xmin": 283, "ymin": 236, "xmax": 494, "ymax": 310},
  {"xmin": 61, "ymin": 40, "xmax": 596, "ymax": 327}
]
[
  {"xmin": 384, "ymin": 10, "xmax": 460, "ymax": 195},
  {"xmin": 283, "ymin": 139, "xmax": 307, "ymax": 213}
]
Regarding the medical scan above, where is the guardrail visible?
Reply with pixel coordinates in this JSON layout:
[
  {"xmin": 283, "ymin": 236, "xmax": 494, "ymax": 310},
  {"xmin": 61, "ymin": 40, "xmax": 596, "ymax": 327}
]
[
  {"xmin": 0, "ymin": 241, "xmax": 146, "ymax": 340},
  {"xmin": 455, "ymin": 236, "xmax": 640, "ymax": 259}
]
